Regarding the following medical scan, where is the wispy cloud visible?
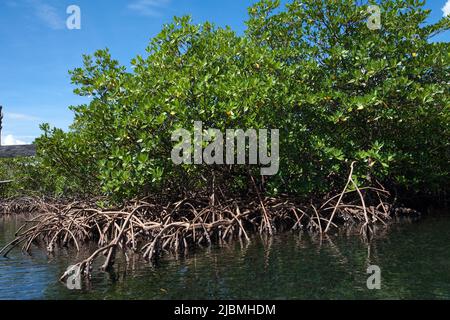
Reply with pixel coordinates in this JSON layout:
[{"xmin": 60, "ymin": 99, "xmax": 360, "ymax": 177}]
[
  {"xmin": 443, "ymin": 0, "xmax": 450, "ymax": 17},
  {"xmin": 128, "ymin": 0, "xmax": 171, "ymax": 17},
  {"xmin": 2, "ymin": 134, "xmax": 27, "ymax": 146},
  {"xmin": 30, "ymin": 0, "xmax": 65, "ymax": 30},
  {"xmin": 5, "ymin": 112, "xmax": 40, "ymax": 121}
]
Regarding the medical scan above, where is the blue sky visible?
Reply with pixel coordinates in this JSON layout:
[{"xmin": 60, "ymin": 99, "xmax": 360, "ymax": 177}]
[{"xmin": 0, "ymin": 0, "xmax": 449, "ymax": 145}]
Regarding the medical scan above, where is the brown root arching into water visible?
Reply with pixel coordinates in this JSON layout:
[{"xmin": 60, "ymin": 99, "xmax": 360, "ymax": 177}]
[
  {"xmin": 0, "ymin": 196, "xmax": 50, "ymax": 215},
  {"xmin": 0, "ymin": 164, "xmax": 395, "ymax": 281},
  {"xmin": 0, "ymin": 181, "xmax": 393, "ymax": 282}
]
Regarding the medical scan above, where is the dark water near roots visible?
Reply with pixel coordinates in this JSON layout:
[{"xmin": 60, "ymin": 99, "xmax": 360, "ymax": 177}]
[{"xmin": 1, "ymin": 212, "xmax": 449, "ymax": 300}]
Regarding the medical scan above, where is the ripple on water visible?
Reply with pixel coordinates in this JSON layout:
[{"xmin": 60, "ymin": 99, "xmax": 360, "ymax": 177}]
[{"xmin": 0, "ymin": 213, "xmax": 449, "ymax": 299}]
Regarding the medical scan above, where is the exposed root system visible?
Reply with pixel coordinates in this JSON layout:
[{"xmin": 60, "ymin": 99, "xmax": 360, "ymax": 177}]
[
  {"xmin": 0, "ymin": 196, "xmax": 49, "ymax": 215},
  {"xmin": 0, "ymin": 166, "xmax": 397, "ymax": 281}
]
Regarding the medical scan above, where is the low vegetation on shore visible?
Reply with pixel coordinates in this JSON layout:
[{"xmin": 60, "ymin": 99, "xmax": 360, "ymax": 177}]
[{"xmin": 1, "ymin": 0, "xmax": 448, "ymax": 278}]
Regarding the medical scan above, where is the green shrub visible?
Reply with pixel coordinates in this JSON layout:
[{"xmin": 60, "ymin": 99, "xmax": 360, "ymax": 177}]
[{"xmin": 9, "ymin": 0, "xmax": 448, "ymax": 201}]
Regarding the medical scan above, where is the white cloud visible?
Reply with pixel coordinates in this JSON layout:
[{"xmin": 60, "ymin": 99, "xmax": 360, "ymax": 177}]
[
  {"xmin": 443, "ymin": 0, "xmax": 450, "ymax": 17},
  {"xmin": 128, "ymin": 0, "xmax": 171, "ymax": 17},
  {"xmin": 30, "ymin": 0, "xmax": 65, "ymax": 30},
  {"xmin": 5, "ymin": 112, "xmax": 39, "ymax": 121},
  {"xmin": 2, "ymin": 134, "xmax": 27, "ymax": 146}
]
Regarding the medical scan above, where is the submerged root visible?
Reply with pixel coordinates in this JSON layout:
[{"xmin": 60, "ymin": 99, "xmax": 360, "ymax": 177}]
[
  {"xmin": 0, "ymin": 197, "xmax": 48, "ymax": 215},
  {"xmin": 1, "ymin": 181, "xmax": 395, "ymax": 281}
]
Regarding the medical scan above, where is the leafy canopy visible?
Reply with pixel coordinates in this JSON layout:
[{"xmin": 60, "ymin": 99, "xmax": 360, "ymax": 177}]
[{"xmin": 2, "ymin": 0, "xmax": 448, "ymax": 201}]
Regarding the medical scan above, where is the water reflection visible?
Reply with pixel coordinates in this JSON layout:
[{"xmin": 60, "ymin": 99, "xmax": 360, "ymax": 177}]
[
  {"xmin": 0, "ymin": 213, "xmax": 449, "ymax": 299},
  {"xmin": 0, "ymin": 216, "xmax": 57, "ymax": 299}
]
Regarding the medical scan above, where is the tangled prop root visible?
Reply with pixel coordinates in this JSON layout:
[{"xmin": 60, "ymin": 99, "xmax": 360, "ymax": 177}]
[
  {"xmin": 0, "ymin": 197, "xmax": 49, "ymax": 215},
  {"xmin": 1, "ymin": 169, "xmax": 393, "ymax": 281}
]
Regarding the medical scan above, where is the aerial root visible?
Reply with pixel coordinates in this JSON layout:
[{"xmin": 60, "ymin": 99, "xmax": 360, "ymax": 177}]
[{"xmin": 1, "ymin": 184, "xmax": 393, "ymax": 280}]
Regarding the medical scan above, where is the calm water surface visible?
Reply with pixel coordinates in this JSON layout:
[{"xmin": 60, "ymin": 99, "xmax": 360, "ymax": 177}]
[{"xmin": 0, "ymin": 213, "xmax": 449, "ymax": 299}]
